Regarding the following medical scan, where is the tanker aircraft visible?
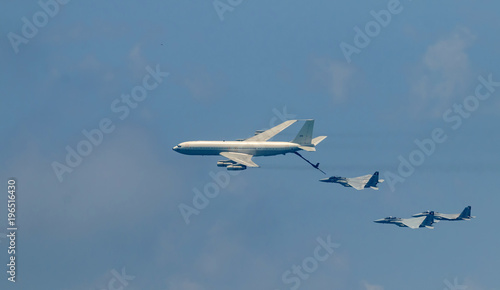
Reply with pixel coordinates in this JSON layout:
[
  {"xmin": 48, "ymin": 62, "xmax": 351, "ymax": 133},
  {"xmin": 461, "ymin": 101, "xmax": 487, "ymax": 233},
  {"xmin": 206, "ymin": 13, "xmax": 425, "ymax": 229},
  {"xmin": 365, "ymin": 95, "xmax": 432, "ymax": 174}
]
[{"xmin": 173, "ymin": 120, "xmax": 327, "ymax": 171}]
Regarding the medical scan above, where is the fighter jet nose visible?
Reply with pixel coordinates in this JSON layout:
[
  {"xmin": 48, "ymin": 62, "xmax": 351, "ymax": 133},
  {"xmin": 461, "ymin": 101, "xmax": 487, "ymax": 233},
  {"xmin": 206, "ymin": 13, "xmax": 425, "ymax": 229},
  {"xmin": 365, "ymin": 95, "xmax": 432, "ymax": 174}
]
[{"xmin": 319, "ymin": 178, "xmax": 330, "ymax": 182}]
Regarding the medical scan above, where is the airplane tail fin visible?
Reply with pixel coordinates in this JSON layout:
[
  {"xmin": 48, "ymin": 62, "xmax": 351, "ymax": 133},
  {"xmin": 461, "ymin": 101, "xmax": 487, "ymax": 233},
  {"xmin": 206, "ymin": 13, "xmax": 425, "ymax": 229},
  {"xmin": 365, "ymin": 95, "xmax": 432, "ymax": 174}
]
[
  {"xmin": 292, "ymin": 120, "xmax": 314, "ymax": 145},
  {"xmin": 292, "ymin": 120, "xmax": 327, "ymax": 151},
  {"xmin": 423, "ymin": 211, "xmax": 435, "ymax": 228},
  {"xmin": 458, "ymin": 206, "xmax": 473, "ymax": 219},
  {"xmin": 366, "ymin": 171, "xmax": 384, "ymax": 190}
]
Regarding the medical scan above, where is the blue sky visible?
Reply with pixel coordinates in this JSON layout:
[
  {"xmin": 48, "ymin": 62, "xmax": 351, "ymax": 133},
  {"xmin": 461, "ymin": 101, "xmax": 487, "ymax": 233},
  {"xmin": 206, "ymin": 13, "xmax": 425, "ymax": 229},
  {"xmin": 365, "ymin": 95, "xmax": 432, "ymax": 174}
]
[{"xmin": 1, "ymin": 1, "xmax": 500, "ymax": 289}]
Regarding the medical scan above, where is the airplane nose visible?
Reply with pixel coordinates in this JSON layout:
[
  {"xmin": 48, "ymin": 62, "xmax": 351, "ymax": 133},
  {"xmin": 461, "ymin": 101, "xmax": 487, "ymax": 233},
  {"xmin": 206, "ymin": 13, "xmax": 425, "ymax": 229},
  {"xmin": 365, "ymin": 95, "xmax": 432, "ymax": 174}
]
[
  {"xmin": 172, "ymin": 146, "xmax": 178, "ymax": 151},
  {"xmin": 319, "ymin": 177, "xmax": 331, "ymax": 182}
]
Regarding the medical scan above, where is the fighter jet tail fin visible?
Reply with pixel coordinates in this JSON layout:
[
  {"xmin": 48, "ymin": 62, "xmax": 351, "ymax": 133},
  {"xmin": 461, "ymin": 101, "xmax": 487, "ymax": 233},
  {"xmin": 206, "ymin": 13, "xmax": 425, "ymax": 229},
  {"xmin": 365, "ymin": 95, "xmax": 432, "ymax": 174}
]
[
  {"xmin": 422, "ymin": 212, "xmax": 435, "ymax": 228},
  {"xmin": 365, "ymin": 171, "xmax": 384, "ymax": 189},
  {"xmin": 458, "ymin": 206, "xmax": 473, "ymax": 220}
]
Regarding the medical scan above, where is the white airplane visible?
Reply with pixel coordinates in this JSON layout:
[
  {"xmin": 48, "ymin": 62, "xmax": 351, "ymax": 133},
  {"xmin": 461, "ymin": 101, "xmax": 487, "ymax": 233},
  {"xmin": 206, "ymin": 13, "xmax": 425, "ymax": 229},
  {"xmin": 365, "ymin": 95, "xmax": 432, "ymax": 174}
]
[
  {"xmin": 172, "ymin": 120, "xmax": 327, "ymax": 171},
  {"xmin": 319, "ymin": 171, "xmax": 384, "ymax": 190},
  {"xmin": 412, "ymin": 206, "xmax": 475, "ymax": 221},
  {"xmin": 374, "ymin": 212, "xmax": 435, "ymax": 229}
]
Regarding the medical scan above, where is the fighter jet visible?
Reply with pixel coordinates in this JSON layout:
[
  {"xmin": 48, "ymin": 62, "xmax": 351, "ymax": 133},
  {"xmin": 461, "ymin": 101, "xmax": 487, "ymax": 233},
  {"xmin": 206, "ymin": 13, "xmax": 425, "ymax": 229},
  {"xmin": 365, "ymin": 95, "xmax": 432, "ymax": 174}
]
[
  {"xmin": 412, "ymin": 206, "xmax": 475, "ymax": 221},
  {"xmin": 173, "ymin": 120, "xmax": 327, "ymax": 171},
  {"xmin": 374, "ymin": 212, "xmax": 435, "ymax": 229},
  {"xmin": 319, "ymin": 171, "xmax": 384, "ymax": 190}
]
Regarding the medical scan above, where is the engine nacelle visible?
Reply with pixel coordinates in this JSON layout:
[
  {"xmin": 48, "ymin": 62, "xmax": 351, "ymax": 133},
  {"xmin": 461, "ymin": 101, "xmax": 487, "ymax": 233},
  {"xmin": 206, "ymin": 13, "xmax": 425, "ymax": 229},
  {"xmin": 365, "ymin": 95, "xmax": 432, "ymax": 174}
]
[
  {"xmin": 227, "ymin": 164, "xmax": 247, "ymax": 171},
  {"xmin": 217, "ymin": 160, "xmax": 236, "ymax": 167}
]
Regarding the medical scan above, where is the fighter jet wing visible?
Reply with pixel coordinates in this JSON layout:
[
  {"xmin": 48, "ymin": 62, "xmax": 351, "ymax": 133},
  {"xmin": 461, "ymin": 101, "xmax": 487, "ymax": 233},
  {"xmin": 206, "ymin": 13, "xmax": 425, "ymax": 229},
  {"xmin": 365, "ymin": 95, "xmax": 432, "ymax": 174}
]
[
  {"xmin": 434, "ymin": 213, "xmax": 459, "ymax": 220},
  {"xmin": 244, "ymin": 120, "xmax": 297, "ymax": 142},
  {"xmin": 400, "ymin": 216, "xmax": 426, "ymax": 229},
  {"xmin": 345, "ymin": 175, "xmax": 372, "ymax": 190},
  {"xmin": 220, "ymin": 152, "xmax": 259, "ymax": 167},
  {"xmin": 338, "ymin": 182, "xmax": 352, "ymax": 188}
]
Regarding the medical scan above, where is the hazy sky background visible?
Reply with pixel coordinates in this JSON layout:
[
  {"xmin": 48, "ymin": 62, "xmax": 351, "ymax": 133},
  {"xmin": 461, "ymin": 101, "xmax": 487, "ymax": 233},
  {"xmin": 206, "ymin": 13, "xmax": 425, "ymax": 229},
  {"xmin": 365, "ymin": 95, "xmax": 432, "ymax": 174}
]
[{"xmin": 1, "ymin": 1, "xmax": 499, "ymax": 289}]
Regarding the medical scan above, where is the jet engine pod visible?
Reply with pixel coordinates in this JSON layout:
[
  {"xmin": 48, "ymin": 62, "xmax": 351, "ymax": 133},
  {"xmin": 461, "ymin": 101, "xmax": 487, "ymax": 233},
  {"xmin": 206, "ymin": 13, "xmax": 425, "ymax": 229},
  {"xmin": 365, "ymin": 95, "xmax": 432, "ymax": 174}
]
[
  {"xmin": 217, "ymin": 160, "xmax": 236, "ymax": 167},
  {"xmin": 227, "ymin": 164, "xmax": 247, "ymax": 171}
]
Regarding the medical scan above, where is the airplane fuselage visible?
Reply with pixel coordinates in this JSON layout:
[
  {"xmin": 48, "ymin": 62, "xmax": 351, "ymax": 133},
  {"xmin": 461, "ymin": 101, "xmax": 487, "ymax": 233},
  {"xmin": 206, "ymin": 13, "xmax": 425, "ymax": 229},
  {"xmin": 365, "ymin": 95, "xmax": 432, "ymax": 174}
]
[
  {"xmin": 374, "ymin": 217, "xmax": 402, "ymax": 224},
  {"xmin": 374, "ymin": 219, "xmax": 419, "ymax": 228},
  {"xmin": 173, "ymin": 141, "xmax": 301, "ymax": 156},
  {"xmin": 435, "ymin": 214, "xmax": 460, "ymax": 220},
  {"xmin": 413, "ymin": 213, "xmax": 464, "ymax": 220},
  {"xmin": 412, "ymin": 206, "xmax": 473, "ymax": 221}
]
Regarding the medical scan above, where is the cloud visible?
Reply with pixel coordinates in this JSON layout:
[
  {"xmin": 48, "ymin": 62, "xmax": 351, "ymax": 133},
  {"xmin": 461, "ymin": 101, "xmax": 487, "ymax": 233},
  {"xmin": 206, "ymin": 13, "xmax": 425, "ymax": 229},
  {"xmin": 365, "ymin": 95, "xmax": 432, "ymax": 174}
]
[
  {"xmin": 462, "ymin": 277, "xmax": 487, "ymax": 290},
  {"xmin": 312, "ymin": 58, "xmax": 356, "ymax": 103},
  {"xmin": 2, "ymin": 125, "xmax": 180, "ymax": 239},
  {"xmin": 410, "ymin": 27, "xmax": 475, "ymax": 117},
  {"xmin": 362, "ymin": 280, "xmax": 385, "ymax": 290},
  {"xmin": 177, "ymin": 67, "xmax": 224, "ymax": 101},
  {"xmin": 128, "ymin": 44, "xmax": 150, "ymax": 78}
]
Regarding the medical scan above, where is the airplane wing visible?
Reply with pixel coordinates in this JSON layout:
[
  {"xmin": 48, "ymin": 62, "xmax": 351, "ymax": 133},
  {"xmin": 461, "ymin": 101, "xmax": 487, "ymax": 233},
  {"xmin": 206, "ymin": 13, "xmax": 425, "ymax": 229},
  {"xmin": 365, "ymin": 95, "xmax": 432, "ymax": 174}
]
[
  {"xmin": 220, "ymin": 152, "xmax": 259, "ymax": 167},
  {"xmin": 345, "ymin": 174, "xmax": 372, "ymax": 190},
  {"xmin": 400, "ymin": 216, "xmax": 426, "ymax": 229},
  {"xmin": 244, "ymin": 120, "xmax": 297, "ymax": 142},
  {"xmin": 435, "ymin": 213, "xmax": 459, "ymax": 220}
]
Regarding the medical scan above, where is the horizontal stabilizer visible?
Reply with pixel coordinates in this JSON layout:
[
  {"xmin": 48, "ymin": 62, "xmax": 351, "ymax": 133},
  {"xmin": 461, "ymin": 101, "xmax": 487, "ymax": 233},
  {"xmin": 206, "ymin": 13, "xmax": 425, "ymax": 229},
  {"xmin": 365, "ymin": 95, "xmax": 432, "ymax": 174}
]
[
  {"xmin": 312, "ymin": 136, "xmax": 327, "ymax": 146},
  {"xmin": 299, "ymin": 146, "xmax": 316, "ymax": 152}
]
